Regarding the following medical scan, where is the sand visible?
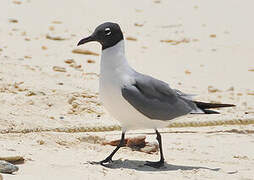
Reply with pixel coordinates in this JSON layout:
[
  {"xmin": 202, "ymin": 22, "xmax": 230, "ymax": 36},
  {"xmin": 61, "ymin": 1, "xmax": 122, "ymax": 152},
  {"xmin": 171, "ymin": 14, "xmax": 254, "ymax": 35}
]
[{"xmin": 0, "ymin": 0, "xmax": 254, "ymax": 179}]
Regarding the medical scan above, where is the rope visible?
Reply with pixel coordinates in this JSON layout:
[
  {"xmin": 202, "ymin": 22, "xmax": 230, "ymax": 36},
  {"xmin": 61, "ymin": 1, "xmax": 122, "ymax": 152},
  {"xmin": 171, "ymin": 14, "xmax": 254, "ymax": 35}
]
[{"xmin": 1, "ymin": 118, "xmax": 253, "ymax": 134}]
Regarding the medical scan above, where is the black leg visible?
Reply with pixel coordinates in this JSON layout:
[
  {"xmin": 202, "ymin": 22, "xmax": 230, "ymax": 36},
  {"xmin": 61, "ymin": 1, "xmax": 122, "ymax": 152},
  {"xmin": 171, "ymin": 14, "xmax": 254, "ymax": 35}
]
[
  {"xmin": 100, "ymin": 132, "xmax": 125, "ymax": 166},
  {"xmin": 145, "ymin": 130, "xmax": 165, "ymax": 168}
]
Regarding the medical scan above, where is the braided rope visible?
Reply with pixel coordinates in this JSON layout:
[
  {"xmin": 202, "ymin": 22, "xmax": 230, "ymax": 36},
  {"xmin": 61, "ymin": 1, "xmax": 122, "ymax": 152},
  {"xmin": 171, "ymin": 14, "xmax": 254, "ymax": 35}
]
[{"xmin": 1, "ymin": 118, "xmax": 253, "ymax": 134}]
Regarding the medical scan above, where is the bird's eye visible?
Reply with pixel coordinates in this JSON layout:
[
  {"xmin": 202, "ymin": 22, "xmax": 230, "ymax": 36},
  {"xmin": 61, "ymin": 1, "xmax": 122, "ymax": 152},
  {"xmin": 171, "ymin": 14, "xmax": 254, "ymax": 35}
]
[{"xmin": 105, "ymin": 28, "xmax": 111, "ymax": 36}]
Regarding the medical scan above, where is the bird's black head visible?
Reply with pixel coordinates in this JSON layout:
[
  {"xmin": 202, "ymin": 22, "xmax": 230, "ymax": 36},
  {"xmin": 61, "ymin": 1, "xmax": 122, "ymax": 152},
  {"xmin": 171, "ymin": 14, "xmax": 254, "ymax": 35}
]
[{"xmin": 77, "ymin": 22, "xmax": 123, "ymax": 50}]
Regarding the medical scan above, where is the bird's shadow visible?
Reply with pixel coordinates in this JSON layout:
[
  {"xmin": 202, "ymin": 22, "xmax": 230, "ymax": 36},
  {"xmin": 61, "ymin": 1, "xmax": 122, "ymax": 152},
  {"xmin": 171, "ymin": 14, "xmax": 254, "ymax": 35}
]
[{"xmin": 89, "ymin": 159, "xmax": 221, "ymax": 172}]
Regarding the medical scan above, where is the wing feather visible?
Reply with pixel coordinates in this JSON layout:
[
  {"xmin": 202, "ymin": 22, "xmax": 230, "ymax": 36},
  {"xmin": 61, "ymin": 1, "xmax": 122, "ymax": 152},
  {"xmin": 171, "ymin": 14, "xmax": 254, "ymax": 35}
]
[{"xmin": 121, "ymin": 73, "xmax": 196, "ymax": 120}]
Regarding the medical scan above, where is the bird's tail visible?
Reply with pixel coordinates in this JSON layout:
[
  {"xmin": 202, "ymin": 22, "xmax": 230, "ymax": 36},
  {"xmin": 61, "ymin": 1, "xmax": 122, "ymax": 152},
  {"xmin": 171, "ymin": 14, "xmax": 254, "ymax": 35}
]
[{"xmin": 192, "ymin": 101, "xmax": 235, "ymax": 114}]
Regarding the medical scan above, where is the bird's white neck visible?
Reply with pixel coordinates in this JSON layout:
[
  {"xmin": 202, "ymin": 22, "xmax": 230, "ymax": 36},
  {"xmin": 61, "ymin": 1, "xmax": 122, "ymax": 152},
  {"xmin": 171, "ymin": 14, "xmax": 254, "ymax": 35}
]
[{"xmin": 100, "ymin": 40, "xmax": 129, "ymax": 71}]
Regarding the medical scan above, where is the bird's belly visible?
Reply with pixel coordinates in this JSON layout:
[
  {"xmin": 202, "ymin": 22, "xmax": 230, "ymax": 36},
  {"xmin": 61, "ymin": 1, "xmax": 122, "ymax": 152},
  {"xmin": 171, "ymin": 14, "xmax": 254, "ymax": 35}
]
[
  {"xmin": 99, "ymin": 78, "xmax": 170, "ymax": 130},
  {"xmin": 99, "ymin": 79, "xmax": 135, "ymax": 126}
]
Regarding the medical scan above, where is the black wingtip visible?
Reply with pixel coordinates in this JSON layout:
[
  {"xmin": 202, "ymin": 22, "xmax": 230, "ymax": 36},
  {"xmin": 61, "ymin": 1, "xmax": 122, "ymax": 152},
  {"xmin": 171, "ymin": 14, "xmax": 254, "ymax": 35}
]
[{"xmin": 193, "ymin": 101, "xmax": 236, "ymax": 109}]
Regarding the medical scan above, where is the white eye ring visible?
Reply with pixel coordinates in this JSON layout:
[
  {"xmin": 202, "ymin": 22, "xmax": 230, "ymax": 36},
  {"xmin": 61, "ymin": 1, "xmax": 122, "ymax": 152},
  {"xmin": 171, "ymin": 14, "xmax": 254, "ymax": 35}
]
[{"xmin": 105, "ymin": 28, "xmax": 111, "ymax": 36}]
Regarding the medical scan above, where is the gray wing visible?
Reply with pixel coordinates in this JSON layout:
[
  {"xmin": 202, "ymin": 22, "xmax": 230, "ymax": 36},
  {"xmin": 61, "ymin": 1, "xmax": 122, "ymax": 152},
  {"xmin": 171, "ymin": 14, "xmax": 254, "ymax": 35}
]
[{"xmin": 121, "ymin": 73, "xmax": 201, "ymax": 120}]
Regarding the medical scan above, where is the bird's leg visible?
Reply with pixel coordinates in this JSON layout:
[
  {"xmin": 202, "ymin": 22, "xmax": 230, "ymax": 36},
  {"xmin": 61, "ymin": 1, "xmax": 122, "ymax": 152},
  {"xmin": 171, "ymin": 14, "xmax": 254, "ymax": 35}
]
[
  {"xmin": 145, "ymin": 130, "xmax": 165, "ymax": 168},
  {"xmin": 100, "ymin": 132, "xmax": 125, "ymax": 166}
]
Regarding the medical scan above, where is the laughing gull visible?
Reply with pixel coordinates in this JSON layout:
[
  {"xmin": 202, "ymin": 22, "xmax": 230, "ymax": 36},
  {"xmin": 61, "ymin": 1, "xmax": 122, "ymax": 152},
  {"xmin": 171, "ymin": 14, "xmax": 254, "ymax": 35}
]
[{"xmin": 77, "ymin": 22, "xmax": 235, "ymax": 168}]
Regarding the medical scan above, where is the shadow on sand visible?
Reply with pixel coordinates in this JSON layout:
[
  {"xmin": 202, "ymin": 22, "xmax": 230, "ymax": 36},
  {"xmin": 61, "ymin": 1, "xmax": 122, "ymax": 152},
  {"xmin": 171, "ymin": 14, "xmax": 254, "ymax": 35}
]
[{"xmin": 90, "ymin": 159, "xmax": 221, "ymax": 172}]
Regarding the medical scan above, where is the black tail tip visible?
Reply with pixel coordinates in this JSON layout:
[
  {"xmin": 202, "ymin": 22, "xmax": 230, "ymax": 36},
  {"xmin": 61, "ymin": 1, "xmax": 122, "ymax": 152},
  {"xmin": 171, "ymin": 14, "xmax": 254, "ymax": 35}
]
[{"xmin": 222, "ymin": 103, "xmax": 236, "ymax": 108}]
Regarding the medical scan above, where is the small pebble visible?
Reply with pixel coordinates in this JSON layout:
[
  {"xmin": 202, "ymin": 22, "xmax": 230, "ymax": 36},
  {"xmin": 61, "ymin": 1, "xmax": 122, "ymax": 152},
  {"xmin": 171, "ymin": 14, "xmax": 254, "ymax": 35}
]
[
  {"xmin": 24, "ymin": 55, "xmax": 32, "ymax": 59},
  {"xmin": 134, "ymin": 23, "xmax": 144, "ymax": 27},
  {"xmin": 41, "ymin": 46, "xmax": 47, "ymax": 50},
  {"xmin": 49, "ymin": 26, "xmax": 55, "ymax": 31},
  {"xmin": 46, "ymin": 34, "xmax": 66, "ymax": 41},
  {"xmin": 47, "ymin": 102, "xmax": 53, "ymax": 107},
  {"xmin": 26, "ymin": 91, "xmax": 36, "ymax": 96},
  {"xmin": 72, "ymin": 49, "xmax": 99, "ymax": 56},
  {"xmin": 72, "ymin": 64, "xmax": 82, "ymax": 69},
  {"xmin": 64, "ymin": 59, "xmax": 75, "ymax": 64},
  {"xmin": 37, "ymin": 140, "xmax": 45, "ymax": 145},
  {"xmin": 0, "ymin": 160, "xmax": 19, "ymax": 174},
  {"xmin": 210, "ymin": 34, "xmax": 216, "ymax": 38},
  {"xmin": 52, "ymin": 66, "xmax": 66, "ymax": 72},
  {"xmin": 208, "ymin": 86, "xmax": 221, "ymax": 93},
  {"xmin": 9, "ymin": 19, "xmax": 18, "ymax": 23},
  {"xmin": 126, "ymin": 36, "xmax": 137, "ymax": 41},
  {"xmin": 87, "ymin": 59, "xmax": 95, "ymax": 63}
]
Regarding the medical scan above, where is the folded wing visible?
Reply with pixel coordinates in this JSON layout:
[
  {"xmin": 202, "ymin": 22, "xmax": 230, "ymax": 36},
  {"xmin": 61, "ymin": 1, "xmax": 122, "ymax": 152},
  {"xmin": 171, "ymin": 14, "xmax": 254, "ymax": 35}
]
[{"xmin": 121, "ymin": 73, "xmax": 200, "ymax": 120}]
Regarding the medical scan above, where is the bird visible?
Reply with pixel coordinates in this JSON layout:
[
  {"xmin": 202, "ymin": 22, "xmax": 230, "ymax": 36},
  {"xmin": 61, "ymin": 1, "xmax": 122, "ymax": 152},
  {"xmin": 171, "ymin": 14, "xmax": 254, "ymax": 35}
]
[{"xmin": 77, "ymin": 22, "xmax": 235, "ymax": 168}]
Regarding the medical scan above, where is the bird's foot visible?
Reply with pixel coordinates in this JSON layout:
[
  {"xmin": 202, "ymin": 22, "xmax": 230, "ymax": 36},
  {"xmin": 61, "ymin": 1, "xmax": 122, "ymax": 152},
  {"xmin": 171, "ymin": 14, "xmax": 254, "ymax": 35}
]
[
  {"xmin": 145, "ymin": 160, "xmax": 164, "ymax": 168},
  {"xmin": 100, "ymin": 157, "xmax": 113, "ymax": 166}
]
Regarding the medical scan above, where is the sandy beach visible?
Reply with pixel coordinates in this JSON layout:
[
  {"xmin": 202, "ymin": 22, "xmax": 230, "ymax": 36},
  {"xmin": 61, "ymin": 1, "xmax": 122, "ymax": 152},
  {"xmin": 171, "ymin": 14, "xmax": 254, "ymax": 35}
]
[{"xmin": 0, "ymin": 0, "xmax": 254, "ymax": 179}]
